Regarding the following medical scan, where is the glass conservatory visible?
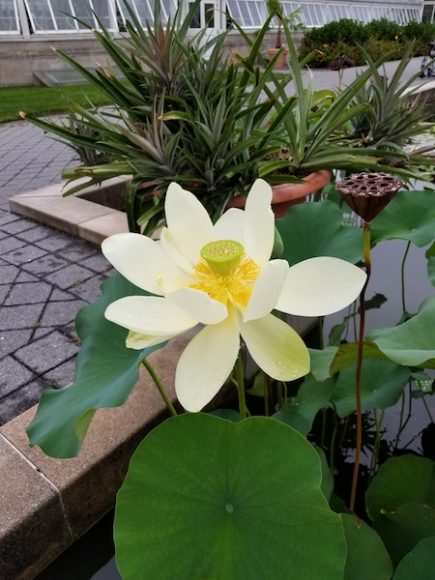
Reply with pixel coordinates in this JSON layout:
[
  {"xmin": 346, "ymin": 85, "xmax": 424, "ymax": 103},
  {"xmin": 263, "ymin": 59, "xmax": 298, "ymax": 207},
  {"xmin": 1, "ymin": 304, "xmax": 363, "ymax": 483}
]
[{"xmin": 0, "ymin": 1, "xmax": 426, "ymax": 37}]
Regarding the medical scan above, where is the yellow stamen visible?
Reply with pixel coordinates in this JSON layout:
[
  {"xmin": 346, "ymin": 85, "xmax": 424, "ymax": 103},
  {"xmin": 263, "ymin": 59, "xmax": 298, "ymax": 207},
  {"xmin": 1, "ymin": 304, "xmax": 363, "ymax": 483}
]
[{"xmin": 191, "ymin": 241, "xmax": 260, "ymax": 310}]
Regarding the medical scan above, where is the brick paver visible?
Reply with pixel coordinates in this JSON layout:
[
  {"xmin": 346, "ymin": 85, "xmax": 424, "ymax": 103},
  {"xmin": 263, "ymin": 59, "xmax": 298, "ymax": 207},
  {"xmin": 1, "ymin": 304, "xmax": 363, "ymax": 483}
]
[
  {"xmin": 0, "ymin": 119, "xmax": 112, "ymax": 425},
  {"xmin": 0, "ymin": 119, "xmax": 77, "ymax": 208}
]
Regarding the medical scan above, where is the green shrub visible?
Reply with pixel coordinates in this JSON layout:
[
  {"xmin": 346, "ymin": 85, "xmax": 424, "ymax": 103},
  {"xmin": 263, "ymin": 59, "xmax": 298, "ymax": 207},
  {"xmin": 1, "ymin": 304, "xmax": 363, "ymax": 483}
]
[
  {"xmin": 402, "ymin": 21, "xmax": 435, "ymax": 44},
  {"xmin": 300, "ymin": 18, "xmax": 434, "ymax": 67},
  {"xmin": 364, "ymin": 38, "xmax": 408, "ymax": 62},
  {"xmin": 304, "ymin": 19, "xmax": 368, "ymax": 45},
  {"xmin": 302, "ymin": 40, "xmax": 360, "ymax": 68},
  {"xmin": 365, "ymin": 18, "xmax": 404, "ymax": 41},
  {"xmin": 301, "ymin": 39, "xmax": 406, "ymax": 68}
]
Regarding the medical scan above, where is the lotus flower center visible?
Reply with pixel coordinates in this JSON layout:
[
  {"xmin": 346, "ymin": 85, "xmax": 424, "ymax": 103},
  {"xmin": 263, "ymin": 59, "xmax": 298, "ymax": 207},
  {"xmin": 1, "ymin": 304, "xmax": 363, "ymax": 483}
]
[{"xmin": 190, "ymin": 240, "xmax": 260, "ymax": 309}]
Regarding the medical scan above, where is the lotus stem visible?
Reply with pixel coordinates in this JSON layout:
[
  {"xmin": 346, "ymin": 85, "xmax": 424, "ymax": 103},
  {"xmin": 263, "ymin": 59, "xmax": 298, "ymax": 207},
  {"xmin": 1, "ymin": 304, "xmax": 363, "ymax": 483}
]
[
  {"xmin": 142, "ymin": 359, "xmax": 177, "ymax": 417},
  {"xmin": 400, "ymin": 241, "xmax": 411, "ymax": 316},
  {"xmin": 235, "ymin": 355, "xmax": 248, "ymax": 419},
  {"xmin": 329, "ymin": 412, "xmax": 338, "ymax": 472},
  {"xmin": 422, "ymin": 395, "xmax": 434, "ymax": 423},
  {"xmin": 349, "ymin": 222, "xmax": 371, "ymax": 513},
  {"xmin": 394, "ymin": 382, "xmax": 413, "ymax": 451},
  {"xmin": 265, "ymin": 376, "xmax": 271, "ymax": 417},
  {"xmin": 369, "ymin": 409, "xmax": 384, "ymax": 478}
]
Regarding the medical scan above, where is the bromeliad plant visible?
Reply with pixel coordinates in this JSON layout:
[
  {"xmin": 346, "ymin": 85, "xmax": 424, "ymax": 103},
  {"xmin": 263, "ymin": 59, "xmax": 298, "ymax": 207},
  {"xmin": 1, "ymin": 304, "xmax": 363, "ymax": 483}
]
[
  {"xmin": 22, "ymin": 2, "xmax": 434, "ymax": 233},
  {"xmin": 347, "ymin": 46, "xmax": 434, "ymax": 151}
]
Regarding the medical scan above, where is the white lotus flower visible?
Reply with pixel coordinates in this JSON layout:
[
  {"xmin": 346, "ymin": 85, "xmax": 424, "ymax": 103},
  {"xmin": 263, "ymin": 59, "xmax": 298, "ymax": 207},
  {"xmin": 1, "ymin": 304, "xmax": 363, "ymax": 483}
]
[{"xmin": 102, "ymin": 180, "xmax": 366, "ymax": 412}]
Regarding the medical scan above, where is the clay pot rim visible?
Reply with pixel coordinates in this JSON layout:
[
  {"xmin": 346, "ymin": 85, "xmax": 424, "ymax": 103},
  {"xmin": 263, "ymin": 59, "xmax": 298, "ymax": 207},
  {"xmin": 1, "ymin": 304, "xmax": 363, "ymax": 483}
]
[{"xmin": 227, "ymin": 170, "xmax": 332, "ymax": 210}]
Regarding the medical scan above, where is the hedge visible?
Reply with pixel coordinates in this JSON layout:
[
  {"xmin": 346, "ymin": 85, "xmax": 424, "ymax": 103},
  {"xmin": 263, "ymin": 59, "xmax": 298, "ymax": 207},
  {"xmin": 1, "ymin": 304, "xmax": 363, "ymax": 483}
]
[{"xmin": 300, "ymin": 18, "xmax": 435, "ymax": 68}]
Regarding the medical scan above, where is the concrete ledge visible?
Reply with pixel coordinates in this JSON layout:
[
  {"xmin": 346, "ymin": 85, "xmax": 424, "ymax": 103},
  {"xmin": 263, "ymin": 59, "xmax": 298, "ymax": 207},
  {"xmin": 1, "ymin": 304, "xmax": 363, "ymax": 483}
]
[
  {"xmin": 0, "ymin": 435, "xmax": 72, "ymax": 580},
  {"xmin": 9, "ymin": 178, "xmax": 129, "ymax": 244},
  {"xmin": 0, "ymin": 334, "xmax": 186, "ymax": 579}
]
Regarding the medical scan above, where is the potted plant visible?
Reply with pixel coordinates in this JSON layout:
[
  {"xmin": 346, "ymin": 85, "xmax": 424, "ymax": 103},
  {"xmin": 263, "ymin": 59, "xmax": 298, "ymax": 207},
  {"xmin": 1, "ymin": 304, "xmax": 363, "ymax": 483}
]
[
  {"xmin": 24, "ymin": 1, "xmax": 433, "ymax": 228},
  {"xmin": 228, "ymin": 17, "xmax": 434, "ymax": 216},
  {"xmin": 24, "ymin": 6, "xmax": 284, "ymax": 231},
  {"xmin": 348, "ymin": 45, "xmax": 435, "ymax": 151},
  {"xmin": 265, "ymin": 0, "xmax": 288, "ymax": 68}
]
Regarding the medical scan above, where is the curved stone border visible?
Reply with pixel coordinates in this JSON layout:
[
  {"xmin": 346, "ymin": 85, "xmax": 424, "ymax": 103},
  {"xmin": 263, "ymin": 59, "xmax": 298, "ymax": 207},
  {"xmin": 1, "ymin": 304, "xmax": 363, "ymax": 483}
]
[
  {"xmin": 0, "ymin": 335, "xmax": 183, "ymax": 579},
  {"xmin": 9, "ymin": 177, "xmax": 129, "ymax": 245}
]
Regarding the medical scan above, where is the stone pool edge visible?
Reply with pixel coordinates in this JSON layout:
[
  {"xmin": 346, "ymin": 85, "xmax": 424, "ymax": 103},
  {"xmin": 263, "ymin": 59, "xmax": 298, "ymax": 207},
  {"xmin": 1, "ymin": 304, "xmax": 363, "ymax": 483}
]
[
  {"xmin": 0, "ymin": 334, "xmax": 185, "ymax": 579},
  {"xmin": 9, "ymin": 176, "xmax": 130, "ymax": 245}
]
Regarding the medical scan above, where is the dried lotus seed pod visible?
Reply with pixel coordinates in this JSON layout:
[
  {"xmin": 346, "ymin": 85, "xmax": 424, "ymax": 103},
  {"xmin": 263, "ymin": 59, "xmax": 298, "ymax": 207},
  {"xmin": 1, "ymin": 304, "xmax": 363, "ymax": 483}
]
[{"xmin": 336, "ymin": 172, "xmax": 402, "ymax": 222}]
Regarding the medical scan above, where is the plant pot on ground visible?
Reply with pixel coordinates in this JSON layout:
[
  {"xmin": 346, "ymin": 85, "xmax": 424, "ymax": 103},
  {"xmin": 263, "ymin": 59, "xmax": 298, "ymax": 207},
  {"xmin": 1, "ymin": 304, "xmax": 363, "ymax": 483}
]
[
  {"xmin": 266, "ymin": 0, "xmax": 287, "ymax": 68},
  {"xmin": 266, "ymin": 47, "xmax": 288, "ymax": 69}
]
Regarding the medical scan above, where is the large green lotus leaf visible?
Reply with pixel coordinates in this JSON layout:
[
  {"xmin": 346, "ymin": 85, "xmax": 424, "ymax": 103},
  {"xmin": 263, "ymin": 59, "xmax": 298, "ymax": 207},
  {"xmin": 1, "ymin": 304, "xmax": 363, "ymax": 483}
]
[
  {"xmin": 276, "ymin": 201, "xmax": 363, "ymax": 265},
  {"xmin": 331, "ymin": 359, "xmax": 410, "ymax": 417},
  {"xmin": 274, "ymin": 374, "xmax": 336, "ymax": 435},
  {"xmin": 393, "ymin": 536, "xmax": 435, "ymax": 580},
  {"xmin": 309, "ymin": 347, "xmax": 338, "ymax": 381},
  {"xmin": 272, "ymin": 406, "xmax": 311, "ymax": 435},
  {"xmin": 115, "ymin": 414, "xmax": 347, "ymax": 580},
  {"xmin": 371, "ymin": 190, "xmax": 435, "ymax": 247},
  {"xmin": 373, "ymin": 503, "xmax": 435, "ymax": 567},
  {"xmin": 26, "ymin": 272, "xmax": 165, "ymax": 458},
  {"xmin": 366, "ymin": 455, "xmax": 435, "ymax": 521},
  {"xmin": 316, "ymin": 445, "xmax": 334, "ymax": 500},
  {"xmin": 330, "ymin": 342, "xmax": 389, "ymax": 375},
  {"xmin": 341, "ymin": 514, "xmax": 393, "ymax": 580},
  {"xmin": 368, "ymin": 297, "xmax": 435, "ymax": 368},
  {"xmin": 296, "ymin": 374, "xmax": 335, "ymax": 418}
]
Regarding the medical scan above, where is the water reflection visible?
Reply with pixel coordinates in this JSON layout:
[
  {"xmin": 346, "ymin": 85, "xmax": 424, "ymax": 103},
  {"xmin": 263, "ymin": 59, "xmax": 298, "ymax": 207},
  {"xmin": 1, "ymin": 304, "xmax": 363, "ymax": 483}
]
[{"xmin": 325, "ymin": 238, "xmax": 435, "ymax": 454}]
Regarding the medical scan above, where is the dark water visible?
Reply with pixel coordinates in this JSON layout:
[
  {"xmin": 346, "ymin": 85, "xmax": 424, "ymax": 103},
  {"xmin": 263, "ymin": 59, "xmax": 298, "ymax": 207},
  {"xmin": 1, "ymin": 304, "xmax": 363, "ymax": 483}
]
[
  {"xmin": 37, "ymin": 510, "xmax": 121, "ymax": 580},
  {"xmin": 325, "ymin": 239, "xmax": 434, "ymax": 335},
  {"xmin": 325, "ymin": 239, "xmax": 435, "ymax": 451},
  {"xmin": 92, "ymin": 559, "xmax": 121, "ymax": 580}
]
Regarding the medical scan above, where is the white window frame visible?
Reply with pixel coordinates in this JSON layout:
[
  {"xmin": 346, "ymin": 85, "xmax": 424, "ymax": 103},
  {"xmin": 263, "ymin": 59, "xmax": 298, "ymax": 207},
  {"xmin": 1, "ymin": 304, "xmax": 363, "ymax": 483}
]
[
  {"xmin": 0, "ymin": 0, "xmax": 22, "ymax": 34},
  {"xmin": 423, "ymin": 2, "xmax": 435, "ymax": 23},
  {"xmin": 116, "ymin": 0, "xmax": 178, "ymax": 26},
  {"xmin": 227, "ymin": 1, "xmax": 424, "ymax": 29},
  {"xmin": 23, "ymin": 0, "xmax": 118, "ymax": 34}
]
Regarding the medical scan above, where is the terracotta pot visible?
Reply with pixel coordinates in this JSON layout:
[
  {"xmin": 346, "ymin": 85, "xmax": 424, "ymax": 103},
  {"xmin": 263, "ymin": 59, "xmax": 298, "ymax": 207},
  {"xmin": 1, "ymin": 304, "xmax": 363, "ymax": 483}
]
[
  {"xmin": 267, "ymin": 47, "xmax": 288, "ymax": 69},
  {"xmin": 227, "ymin": 170, "xmax": 332, "ymax": 219}
]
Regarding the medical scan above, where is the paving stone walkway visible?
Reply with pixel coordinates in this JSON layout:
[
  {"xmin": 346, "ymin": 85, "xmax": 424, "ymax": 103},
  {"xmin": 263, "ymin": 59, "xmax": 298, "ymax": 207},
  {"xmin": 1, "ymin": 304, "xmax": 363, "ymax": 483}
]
[{"xmin": 0, "ymin": 119, "xmax": 112, "ymax": 425}]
